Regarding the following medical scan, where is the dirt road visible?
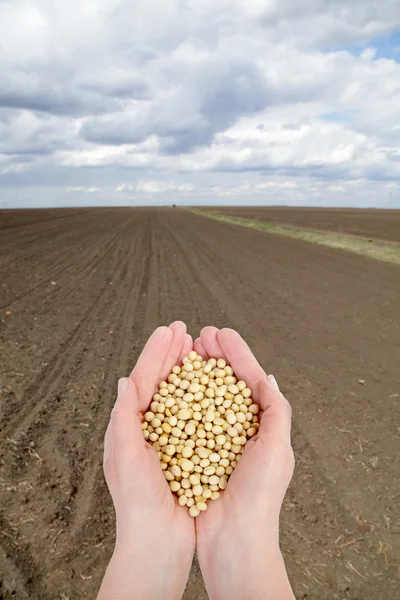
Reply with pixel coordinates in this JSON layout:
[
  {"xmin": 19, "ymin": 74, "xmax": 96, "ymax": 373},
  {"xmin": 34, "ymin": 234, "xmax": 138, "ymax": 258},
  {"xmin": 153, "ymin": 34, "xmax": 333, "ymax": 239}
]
[
  {"xmin": 1, "ymin": 208, "xmax": 399, "ymax": 599},
  {"xmin": 207, "ymin": 206, "xmax": 400, "ymax": 242}
]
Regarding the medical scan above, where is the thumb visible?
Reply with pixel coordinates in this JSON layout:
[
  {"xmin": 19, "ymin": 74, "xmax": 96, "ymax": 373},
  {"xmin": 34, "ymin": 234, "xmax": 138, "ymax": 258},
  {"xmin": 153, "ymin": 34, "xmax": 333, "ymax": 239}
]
[
  {"xmin": 109, "ymin": 377, "xmax": 146, "ymax": 464},
  {"xmin": 257, "ymin": 376, "xmax": 292, "ymax": 442}
]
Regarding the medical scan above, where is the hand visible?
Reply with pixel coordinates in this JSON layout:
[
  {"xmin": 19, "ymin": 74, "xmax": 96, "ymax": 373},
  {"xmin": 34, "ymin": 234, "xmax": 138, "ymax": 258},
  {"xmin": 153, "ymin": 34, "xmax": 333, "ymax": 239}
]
[
  {"xmin": 194, "ymin": 327, "xmax": 295, "ymax": 600},
  {"xmin": 97, "ymin": 322, "xmax": 195, "ymax": 600}
]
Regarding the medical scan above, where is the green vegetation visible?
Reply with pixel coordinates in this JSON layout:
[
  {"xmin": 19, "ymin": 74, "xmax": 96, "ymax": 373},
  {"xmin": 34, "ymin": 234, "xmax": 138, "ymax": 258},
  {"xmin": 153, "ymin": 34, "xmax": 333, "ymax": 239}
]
[{"xmin": 189, "ymin": 208, "xmax": 400, "ymax": 266}]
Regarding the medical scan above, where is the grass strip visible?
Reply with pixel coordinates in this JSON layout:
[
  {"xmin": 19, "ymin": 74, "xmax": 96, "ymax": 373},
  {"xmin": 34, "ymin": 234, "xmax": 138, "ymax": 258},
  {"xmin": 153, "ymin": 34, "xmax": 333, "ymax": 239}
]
[{"xmin": 188, "ymin": 208, "xmax": 400, "ymax": 266}]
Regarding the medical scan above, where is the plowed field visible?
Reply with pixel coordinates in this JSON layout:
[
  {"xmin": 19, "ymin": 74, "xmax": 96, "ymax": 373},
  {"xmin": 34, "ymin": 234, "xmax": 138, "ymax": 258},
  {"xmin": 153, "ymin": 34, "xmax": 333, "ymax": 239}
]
[
  {"xmin": 206, "ymin": 206, "xmax": 400, "ymax": 242},
  {"xmin": 1, "ymin": 208, "xmax": 399, "ymax": 600}
]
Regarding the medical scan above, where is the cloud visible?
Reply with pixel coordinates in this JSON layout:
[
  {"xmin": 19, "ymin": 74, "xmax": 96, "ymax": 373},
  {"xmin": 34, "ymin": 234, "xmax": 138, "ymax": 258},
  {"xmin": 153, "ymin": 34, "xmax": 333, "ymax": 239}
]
[
  {"xmin": 116, "ymin": 180, "xmax": 194, "ymax": 194},
  {"xmin": 66, "ymin": 186, "xmax": 101, "ymax": 193},
  {"xmin": 1, "ymin": 0, "xmax": 400, "ymax": 207}
]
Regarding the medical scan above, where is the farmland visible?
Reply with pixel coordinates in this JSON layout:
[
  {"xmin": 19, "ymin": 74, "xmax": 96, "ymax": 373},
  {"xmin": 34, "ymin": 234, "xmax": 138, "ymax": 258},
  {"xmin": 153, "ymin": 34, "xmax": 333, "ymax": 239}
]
[
  {"xmin": 0, "ymin": 207, "xmax": 399, "ymax": 600},
  {"xmin": 205, "ymin": 206, "xmax": 400, "ymax": 242}
]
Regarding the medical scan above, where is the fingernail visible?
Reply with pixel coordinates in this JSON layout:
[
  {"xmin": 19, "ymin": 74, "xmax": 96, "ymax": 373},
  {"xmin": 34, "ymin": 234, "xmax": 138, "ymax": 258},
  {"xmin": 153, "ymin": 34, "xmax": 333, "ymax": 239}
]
[
  {"xmin": 267, "ymin": 374, "xmax": 280, "ymax": 391},
  {"xmin": 118, "ymin": 377, "xmax": 129, "ymax": 395}
]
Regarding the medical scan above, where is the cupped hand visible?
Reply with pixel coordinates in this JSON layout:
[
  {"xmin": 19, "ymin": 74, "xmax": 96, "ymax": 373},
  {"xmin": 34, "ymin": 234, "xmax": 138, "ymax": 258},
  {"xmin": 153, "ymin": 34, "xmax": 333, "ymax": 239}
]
[
  {"xmin": 193, "ymin": 326, "xmax": 295, "ymax": 600},
  {"xmin": 98, "ymin": 321, "xmax": 195, "ymax": 600}
]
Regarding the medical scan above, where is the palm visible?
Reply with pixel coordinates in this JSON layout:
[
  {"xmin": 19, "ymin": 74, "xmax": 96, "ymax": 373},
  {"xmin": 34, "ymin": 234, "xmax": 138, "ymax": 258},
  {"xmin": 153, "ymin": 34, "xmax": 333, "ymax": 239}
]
[
  {"xmin": 128, "ymin": 322, "xmax": 195, "ymax": 536},
  {"xmin": 192, "ymin": 327, "xmax": 293, "ymax": 540}
]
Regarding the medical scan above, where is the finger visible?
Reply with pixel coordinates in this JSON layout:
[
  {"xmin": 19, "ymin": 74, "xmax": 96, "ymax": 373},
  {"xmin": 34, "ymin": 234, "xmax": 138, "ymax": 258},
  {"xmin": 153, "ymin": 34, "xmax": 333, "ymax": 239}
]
[
  {"xmin": 194, "ymin": 337, "xmax": 208, "ymax": 360},
  {"xmin": 217, "ymin": 328, "xmax": 266, "ymax": 397},
  {"xmin": 257, "ymin": 377, "xmax": 292, "ymax": 441},
  {"xmin": 178, "ymin": 334, "xmax": 193, "ymax": 363},
  {"xmin": 158, "ymin": 321, "xmax": 187, "ymax": 381},
  {"xmin": 110, "ymin": 378, "xmax": 146, "ymax": 463},
  {"xmin": 130, "ymin": 326, "xmax": 173, "ymax": 411},
  {"xmin": 200, "ymin": 326, "xmax": 224, "ymax": 359},
  {"xmin": 103, "ymin": 421, "xmax": 113, "ymax": 468}
]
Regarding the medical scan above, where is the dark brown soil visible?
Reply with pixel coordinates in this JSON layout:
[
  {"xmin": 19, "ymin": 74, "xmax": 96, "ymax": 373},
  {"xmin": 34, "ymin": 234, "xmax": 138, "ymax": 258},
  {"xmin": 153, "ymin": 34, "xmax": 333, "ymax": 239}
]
[
  {"xmin": 1, "ymin": 208, "xmax": 399, "ymax": 600},
  {"xmin": 206, "ymin": 206, "xmax": 400, "ymax": 242}
]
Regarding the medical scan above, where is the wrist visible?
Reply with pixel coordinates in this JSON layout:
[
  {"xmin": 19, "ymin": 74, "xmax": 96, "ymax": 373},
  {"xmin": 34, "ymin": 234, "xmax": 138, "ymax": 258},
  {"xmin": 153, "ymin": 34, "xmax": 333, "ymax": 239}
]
[
  {"xmin": 199, "ymin": 537, "xmax": 294, "ymax": 600},
  {"xmin": 98, "ymin": 539, "xmax": 194, "ymax": 600}
]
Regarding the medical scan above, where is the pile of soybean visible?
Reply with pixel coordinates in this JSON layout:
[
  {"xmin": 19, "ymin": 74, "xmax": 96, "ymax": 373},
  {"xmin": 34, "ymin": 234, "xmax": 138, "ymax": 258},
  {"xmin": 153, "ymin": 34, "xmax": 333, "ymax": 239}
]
[{"xmin": 142, "ymin": 351, "xmax": 260, "ymax": 517}]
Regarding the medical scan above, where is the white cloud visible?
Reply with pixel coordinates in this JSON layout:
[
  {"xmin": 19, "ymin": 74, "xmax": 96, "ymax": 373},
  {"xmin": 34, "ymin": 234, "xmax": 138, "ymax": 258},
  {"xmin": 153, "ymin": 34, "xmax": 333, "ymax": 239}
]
[
  {"xmin": 66, "ymin": 186, "xmax": 101, "ymax": 193},
  {"xmin": 1, "ymin": 0, "xmax": 400, "ymax": 207},
  {"xmin": 116, "ymin": 180, "xmax": 194, "ymax": 194}
]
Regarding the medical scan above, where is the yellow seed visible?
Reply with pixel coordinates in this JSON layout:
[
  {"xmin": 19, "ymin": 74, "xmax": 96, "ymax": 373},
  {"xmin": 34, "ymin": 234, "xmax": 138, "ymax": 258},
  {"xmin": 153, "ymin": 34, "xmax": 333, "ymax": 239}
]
[
  {"xmin": 200, "ymin": 458, "xmax": 210, "ymax": 468},
  {"xmin": 165, "ymin": 445, "xmax": 176, "ymax": 456},
  {"xmin": 237, "ymin": 381, "xmax": 246, "ymax": 391},
  {"xmin": 217, "ymin": 358, "xmax": 226, "ymax": 368},
  {"xmin": 171, "ymin": 427, "xmax": 182, "ymax": 437},
  {"xmin": 236, "ymin": 412, "xmax": 246, "ymax": 424},
  {"xmin": 215, "ymin": 434, "xmax": 226, "ymax": 445},
  {"xmin": 182, "ymin": 446, "xmax": 194, "ymax": 458},
  {"xmin": 193, "ymin": 484, "xmax": 203, "ymax": 496},
  {"xmin": 169, "ymin": 481, "xmax": 181, "ymax": 492},
  {"xmin": 189, "ymin": 505, "xmax": 200, "ymax": 517},
  {"xmin": 149, "ymin": 433, "xmax": 159, "ymax": 442},
  {"xmin": 249, "ymin": 403, "xmax": 259, "ymax": 414},
  {"xmin": 196, "ymin": 446, "xmax": 209, "ymax": 459},
  {"xmin": 185, "ymin": 422, "xmax": 196, "ymax": 436},
  {"xmin": 171, "ymin": 465, "xmax": 182, "ymax": 477},
  {"xmin": 200, "ymin": 475, "xmax": 209, "ymax": 484},
  {"xmin": 209, "ymin": 484, "xmax": 219, "ymax": 492},
  {"xmin": 187, "ymin": 497, "xmax": 195, "ymax": 507},
  {"xmin": 226, "ymin": 412, "xmax": 236, "ymax": 425},
  {"xmin": 203, "ymin": 488, "xmax": 212, "ymax": 499},
  {"xmin": 209, "ymin": 453, "xmax": 220, "ymax": 463},
  {"xmin": 193, "ymin": 411, "xmax": 202, "ymax": 421},
  {"xmin": 197, "ymin": 501, "xmax": 208, "ymax": 511},
  {"xmin": 165, "ymin": 471, "xmax": 174, "ymax": 481},
  {"xmin": 242, "ymin": 388, "xmax": 252, "ymax": 398},
  {"xmin": 212, "ymin": 425, "xmax": 224, "ymax": 435},
  {"xmin": 203, "ymin": 465, "xmax": 216, "ymax": 476},
  {"xmin": 208, "ymin": 475, "xmax": 219, "ymax": 486},
  {"xmin": 225, "ymin": 466, "xmax": 233, "ymax": 475},
  {"xmin": 211, "ymin": 491, "xmax": 220, "ymax": 500},
  {"xmin": 216, "ymin": 466, "xmax": 225, "ymax": 476},
  {"xmin": 178, "ymin": 495, "xmax": 188, "ymax": 506},
  {"xmin": 219, "ymin": 477, "xmax": 228, "ymax": 490},
  {"xmin": 145, "ymin": 412, "xmax": 155, "ymax": 422},
  {"xmin": 189, "ymin": 473, "xmax": 200, "ymax": 485},
  {"xmin": 159, "ymin": 435, "xmax": 168, "ymax": 446},
  {"xmin": 162, "ymin": 423, "xmax": 172, "ymax": 434},
  {"xmin": 180, "ymin": 459, "xmax": 194, "ymax": 472},
  {"xmin": 181, "ymin": 478, "xmax": 190, "ymax": 489},
  {"xmin": 178, "ymin": 408, "xmax": 192, "ymax": 421},
  {"xmin": 247, "ymin": 427, "xmax": 257, "ymax": 437}
]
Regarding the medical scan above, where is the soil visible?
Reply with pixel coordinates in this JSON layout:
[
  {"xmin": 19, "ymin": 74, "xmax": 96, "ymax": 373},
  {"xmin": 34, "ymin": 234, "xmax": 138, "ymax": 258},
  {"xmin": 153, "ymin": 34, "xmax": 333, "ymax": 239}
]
[
  {"xmin": 206, "ymin": 206, "xmax": 400, "ymax": 243},
  {"xmin": 0, "ymin": 208, "xmax": 399, "ymax": 600}
]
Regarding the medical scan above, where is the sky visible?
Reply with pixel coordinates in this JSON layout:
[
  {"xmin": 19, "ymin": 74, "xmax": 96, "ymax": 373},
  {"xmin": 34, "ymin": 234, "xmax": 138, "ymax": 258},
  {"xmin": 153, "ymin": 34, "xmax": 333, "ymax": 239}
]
[{"xmin": 1, "ymin": 0, "xmax": 400, "ymax": 209}]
